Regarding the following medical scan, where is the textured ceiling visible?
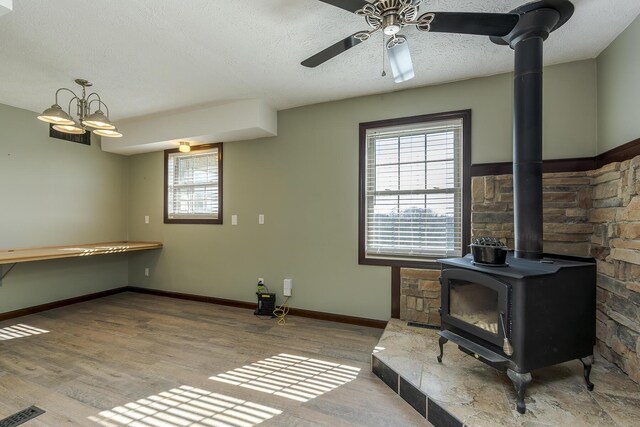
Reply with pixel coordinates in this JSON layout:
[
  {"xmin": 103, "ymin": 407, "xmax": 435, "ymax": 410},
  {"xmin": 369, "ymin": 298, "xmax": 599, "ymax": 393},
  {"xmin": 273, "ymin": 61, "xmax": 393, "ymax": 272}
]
[{"xmin": 0, "ymin": 0, "xmax": 639, "ymax": 120}]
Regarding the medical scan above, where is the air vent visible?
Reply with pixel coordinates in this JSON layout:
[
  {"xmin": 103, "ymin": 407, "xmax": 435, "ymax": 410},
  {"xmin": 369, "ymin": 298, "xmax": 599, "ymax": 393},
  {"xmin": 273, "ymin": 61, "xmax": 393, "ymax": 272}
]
[{"xmin": 0, "ymin": 406, "xmax": 45, "ymax": 427}]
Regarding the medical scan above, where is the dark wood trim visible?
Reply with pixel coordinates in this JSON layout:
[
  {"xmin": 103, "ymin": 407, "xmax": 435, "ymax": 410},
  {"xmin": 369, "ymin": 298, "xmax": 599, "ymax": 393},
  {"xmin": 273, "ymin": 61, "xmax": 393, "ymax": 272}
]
[
  {"xmin": 358, "ymin": 110, "xmax": 472, "ymax": 269},
  {"xmin": 0, "ymin": 286, "xmax": 388, "ymax": 329},
  {"xmin": 127, "ymin": 286, "xmax": 256, "ymax": 310},
  {"xmin": 164, "ymin": 143, "xmax": 223, "ymax": 225},
  {"xmin": 471, "ymin": 158, "xmax": 595, "ymax": 176},
  {"xmin": 127, "ymin": 287, "xmax": 387, "ymax": 329},
  {"xmin": 286, "ymin": 307, "xmax": 388, "ymax": 329},
  {"xmin": 595, "ymin": 137, "xmax": 640, "ymax": 168},
  {"xmin": 471, "ymin": 137, "xmax": 640, "ymax": 177},
  {"xmin": 391, "ymin": 266, "xmax": 400, "ymax": 319},
  {"xmin": 0, "ymin": 286, "xmax": 128, "ymax": 322}
]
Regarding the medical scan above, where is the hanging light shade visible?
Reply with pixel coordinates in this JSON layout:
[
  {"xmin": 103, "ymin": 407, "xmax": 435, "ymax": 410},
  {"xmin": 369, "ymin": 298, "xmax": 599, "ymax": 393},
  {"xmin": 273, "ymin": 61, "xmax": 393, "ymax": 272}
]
[
  {"xmin": 37, "ymin": 104, "xmax": 74, "ymax": 125},
  {"xmin": 52, "ymin": 120, "xmax": 86, "ymax": 134},
  {"xmin": 93, "ymin": 127, "xmax": 123, "ymax": 138},
  {"xmin": 179, "ymin": 142, "xmax": 191, "ymax": 153},
  {"xmin": 82, "ymin": 109, "xmax": 115, "ymax": 130},
  {"xmin": 38, "ymin": 79, "xmax": 123, "ymax": 138}
]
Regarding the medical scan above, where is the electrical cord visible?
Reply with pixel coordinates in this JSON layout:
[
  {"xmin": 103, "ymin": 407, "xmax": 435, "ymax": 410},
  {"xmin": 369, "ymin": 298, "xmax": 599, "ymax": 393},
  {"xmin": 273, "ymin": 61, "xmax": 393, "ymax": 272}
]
[{"xmin": 273, "ymin": 297, "xmax": 289, "ymax": 325}]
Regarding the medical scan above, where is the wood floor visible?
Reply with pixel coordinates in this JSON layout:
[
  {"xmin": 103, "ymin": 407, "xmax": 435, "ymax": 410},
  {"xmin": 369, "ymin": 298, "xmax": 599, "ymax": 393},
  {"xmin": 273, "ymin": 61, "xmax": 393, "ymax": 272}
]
[{"xmin": 0, "ymin": 292, "xmax": 426, "ymax": 426}]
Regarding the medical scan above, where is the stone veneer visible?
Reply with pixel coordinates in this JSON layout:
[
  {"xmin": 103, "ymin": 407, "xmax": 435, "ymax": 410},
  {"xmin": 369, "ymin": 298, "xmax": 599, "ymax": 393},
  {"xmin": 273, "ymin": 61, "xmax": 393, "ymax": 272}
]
[{"xmin": 399, "ymin": 154, "xmax": 640, "ymax": 383}]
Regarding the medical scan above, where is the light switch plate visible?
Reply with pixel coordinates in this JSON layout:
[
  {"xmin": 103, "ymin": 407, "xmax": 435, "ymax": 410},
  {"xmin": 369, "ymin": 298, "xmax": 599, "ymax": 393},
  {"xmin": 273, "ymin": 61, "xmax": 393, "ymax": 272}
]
[
  {"xmin": 259, "ymin": 214, "xmax": 265, "ymax": 225},
  {"xmin": 232, "ymin": 215, "xmax": 238, "ymax": 225}
]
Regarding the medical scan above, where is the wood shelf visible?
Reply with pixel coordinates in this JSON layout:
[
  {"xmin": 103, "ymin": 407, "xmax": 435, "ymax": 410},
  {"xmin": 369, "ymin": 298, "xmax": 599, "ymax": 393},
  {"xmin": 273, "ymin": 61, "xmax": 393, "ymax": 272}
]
[{"xmin": 0, "ymin": 241, "xmax": 163, "ymax": 265}]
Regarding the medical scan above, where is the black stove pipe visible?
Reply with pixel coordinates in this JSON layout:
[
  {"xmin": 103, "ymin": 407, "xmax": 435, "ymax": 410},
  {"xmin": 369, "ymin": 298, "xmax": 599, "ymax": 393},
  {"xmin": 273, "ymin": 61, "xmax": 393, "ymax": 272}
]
[{"xmin": 513, "ymin": 36, "xmax": 544, "ymax": 260}]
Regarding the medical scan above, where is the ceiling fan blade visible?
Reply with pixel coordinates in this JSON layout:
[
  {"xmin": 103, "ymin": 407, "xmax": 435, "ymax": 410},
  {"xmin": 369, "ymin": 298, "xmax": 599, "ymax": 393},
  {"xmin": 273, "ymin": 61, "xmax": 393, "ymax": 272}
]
[
  {"xmin": 301, "ymin": 33, "xmax": 367, "ymax": 68},
  {"xmin": 425, "ymin": 12, "xmax": 519, "ymax": 37},
  {"xmin": 317, "ymin": 0, "xmax": 370, "ymax": 13},
  {"xmin": 387, "ymin": 36, "xmax": 414, "ymax": 83}
]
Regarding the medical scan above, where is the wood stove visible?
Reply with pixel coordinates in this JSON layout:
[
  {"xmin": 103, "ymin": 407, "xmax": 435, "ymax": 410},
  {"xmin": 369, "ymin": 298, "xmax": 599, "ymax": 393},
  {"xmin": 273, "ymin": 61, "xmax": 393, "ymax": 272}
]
[
  {"xmin": 438, "ymin": 253, "xmax": 596, "ymax": 413},
  {"xmin": 436, "ymin": 0, "xmax": 597, "ymax": 414}
]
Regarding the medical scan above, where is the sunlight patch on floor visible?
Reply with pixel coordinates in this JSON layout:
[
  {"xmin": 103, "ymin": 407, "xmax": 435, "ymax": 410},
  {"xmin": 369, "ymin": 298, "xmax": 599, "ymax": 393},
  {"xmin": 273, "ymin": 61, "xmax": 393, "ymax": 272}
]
[
  {"xmin": 88, "ymin": 385, "xmax": 281, "ymax": 427},
  {"xmin": 209, "ymin": 353, "xmax": 361, "ymax": 402},
  {"xmin": 0, "ymin": 324, "xmax": 49, "ymax": 341}
]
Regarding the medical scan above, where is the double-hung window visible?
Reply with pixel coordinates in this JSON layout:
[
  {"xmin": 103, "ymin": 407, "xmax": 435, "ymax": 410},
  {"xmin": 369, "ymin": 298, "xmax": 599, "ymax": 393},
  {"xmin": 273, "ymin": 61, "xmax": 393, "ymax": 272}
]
[
  {"xmin": 164, "ymin": 143, "xmax": 223, "ymax": 224},
  {"xmin": 359, "ymin": 111, "xmax": 470, "ymax": 266}
]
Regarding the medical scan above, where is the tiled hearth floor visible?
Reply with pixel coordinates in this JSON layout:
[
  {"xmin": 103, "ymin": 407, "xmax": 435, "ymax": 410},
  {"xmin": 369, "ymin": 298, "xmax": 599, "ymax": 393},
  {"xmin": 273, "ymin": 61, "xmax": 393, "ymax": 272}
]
[{"xmin": 372, "ymin": 319, "xmax": 640, "ymax": 427}]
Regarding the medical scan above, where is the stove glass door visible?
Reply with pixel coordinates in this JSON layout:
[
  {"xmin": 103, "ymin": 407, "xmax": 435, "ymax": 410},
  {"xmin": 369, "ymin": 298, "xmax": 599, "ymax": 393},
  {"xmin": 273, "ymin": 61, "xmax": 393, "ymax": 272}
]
[
  {"xmin": 441, "ymin": 268, "xmax": 510, "ymax": 347},
  {"xmin": 450, "ymin": 280, "xmax": 498, "ymax": 334}
]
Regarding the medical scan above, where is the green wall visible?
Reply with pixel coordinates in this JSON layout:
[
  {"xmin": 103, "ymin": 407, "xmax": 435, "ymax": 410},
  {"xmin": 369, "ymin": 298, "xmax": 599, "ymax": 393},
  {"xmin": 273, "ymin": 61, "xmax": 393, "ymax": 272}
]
[
  {"xmin": 597, "ymin": 15, "xmax": 640, "ymax": 153},
  {"xmin": 127, "ymin": 60, "xmax": 597, "ymax": 321},
  {"xmin": 0, "ymin": 103, "xmax": 129, "ymax": 313}
]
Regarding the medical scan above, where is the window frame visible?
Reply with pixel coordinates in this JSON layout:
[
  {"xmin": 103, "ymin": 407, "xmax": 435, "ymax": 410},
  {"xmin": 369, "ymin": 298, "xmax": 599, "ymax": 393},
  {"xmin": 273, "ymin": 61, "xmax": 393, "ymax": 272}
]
[
  {"xmin": 164, "ymin": 142, "xmax": 223, "ymax": 225},
  {"xmin": 358, "ymin": 110, "xmax": 471, "ymax": 269}
]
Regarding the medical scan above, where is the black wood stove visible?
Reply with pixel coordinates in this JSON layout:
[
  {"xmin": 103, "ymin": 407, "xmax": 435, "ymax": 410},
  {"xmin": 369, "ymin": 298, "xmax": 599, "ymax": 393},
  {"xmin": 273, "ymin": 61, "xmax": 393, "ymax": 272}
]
[{"xmin": 437, "ymin": 0, "xmax": 597, "ymax": 414}]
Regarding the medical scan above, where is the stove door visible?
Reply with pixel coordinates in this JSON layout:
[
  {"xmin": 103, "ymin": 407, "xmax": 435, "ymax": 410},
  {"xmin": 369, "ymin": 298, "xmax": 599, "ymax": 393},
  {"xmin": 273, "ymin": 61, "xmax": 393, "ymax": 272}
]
[{"xmin": 441, "ymin": 268, "xmax": 510, "ymax": 348}]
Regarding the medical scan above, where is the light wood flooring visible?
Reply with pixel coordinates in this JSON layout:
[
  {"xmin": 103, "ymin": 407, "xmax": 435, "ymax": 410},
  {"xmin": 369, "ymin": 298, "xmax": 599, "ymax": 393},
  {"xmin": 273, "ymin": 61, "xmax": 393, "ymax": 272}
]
[{"xmin": 0, "ymin": 292, "xmax": 426, "ymax": 426}]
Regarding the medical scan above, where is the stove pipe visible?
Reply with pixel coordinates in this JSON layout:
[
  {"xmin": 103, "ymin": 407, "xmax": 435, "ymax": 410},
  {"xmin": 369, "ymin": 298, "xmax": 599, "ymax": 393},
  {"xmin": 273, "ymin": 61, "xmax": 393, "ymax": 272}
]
[
  {"xmin": 498, "ymin": 5, "xmax": 565, "ymax": 260},
  {"xmin": 513, "ymin": 36, "xmax": 544, "ymax": 260}
]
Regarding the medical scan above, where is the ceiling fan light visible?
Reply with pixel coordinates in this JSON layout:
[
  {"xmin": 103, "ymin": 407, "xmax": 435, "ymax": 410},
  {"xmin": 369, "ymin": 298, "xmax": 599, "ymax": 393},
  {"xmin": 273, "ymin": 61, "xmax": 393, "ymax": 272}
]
[
  {"xmin": 52, "ymin": 120, "xmax": 86, "ymax": 135},
  {"xmin": 82, "ymin": 110, "xmax": 115, "ymax": 129},
  {"xmin": 179, "ymin": 142, "xmax": 191, "ymax": 153},
  {"xmin": 93, "ymin": 127, "xmax": 123, "ymax": 138},
  {"xmin": 383, "ymin": 14, "xmax": 401, "ymax": 35},
  {"xmin": 384, "ymin": 24, "xmax": 401, "ymax": 35},
  {"xmin": 37, "ymin": 104, "xmax": 74, "ymax": 125}
]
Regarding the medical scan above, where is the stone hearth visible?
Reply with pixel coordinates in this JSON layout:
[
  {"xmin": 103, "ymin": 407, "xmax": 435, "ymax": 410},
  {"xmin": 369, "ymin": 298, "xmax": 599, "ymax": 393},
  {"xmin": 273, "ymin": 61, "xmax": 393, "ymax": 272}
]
[{"xmin": 372, "ymin": 319, "xmax": 640, "ymax": 426}]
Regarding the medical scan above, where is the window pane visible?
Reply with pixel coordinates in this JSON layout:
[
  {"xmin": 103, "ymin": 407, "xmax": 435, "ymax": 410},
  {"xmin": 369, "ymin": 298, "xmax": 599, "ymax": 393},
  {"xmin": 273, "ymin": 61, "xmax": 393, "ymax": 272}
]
[
  {"xmin": 165, "ymin": 145, "xmax": 222, "ymax": 223},
  {"xmin": 364, "ymin": 117, "xmax": 464, "ymax": 260}
]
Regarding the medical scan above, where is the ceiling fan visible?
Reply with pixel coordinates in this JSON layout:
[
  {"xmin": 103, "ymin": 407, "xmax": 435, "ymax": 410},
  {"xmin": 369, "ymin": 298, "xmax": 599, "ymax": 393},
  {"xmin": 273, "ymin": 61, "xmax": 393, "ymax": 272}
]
[{"xmin": 301, "ymin": 0, "xmax": 572, "ymax": 83}]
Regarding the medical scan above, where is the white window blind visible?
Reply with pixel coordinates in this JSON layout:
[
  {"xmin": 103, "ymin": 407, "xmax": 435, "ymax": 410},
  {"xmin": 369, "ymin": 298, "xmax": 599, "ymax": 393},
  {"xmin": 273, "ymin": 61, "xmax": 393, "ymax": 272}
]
[
  {"xmin": 167, "ymin": 147, "xmax": 220, "ymax": 220},
  {"xmin": 365, "ymin": 118, "xmax": 463, "ymax": 260}
]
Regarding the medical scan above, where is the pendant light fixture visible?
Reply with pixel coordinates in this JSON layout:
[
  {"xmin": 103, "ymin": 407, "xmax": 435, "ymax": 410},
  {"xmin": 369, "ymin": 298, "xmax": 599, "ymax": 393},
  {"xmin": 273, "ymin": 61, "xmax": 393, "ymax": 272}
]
[{"xmin": 37, "ymin": 79, "xmax": 122, "ymax": 138}]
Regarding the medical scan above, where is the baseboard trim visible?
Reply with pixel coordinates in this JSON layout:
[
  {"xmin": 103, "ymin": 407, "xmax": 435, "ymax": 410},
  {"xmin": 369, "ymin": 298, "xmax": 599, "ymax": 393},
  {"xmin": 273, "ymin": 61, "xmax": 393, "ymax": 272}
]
[
  {"xmin": 286, "ymin": 307, "xmax": 388, "ymax": 329},
  {"xmin": 0, "ymin": 286, "xmax": 129, "ymax": 322},
  {"xmin": 127, "ymin": 286, "xmax": 256, "ymax": 310},
  {"xmin": 0, "ymin": 286, "xmax": 388, "ymax": 329},
  {"xmin": 127, "ymin": 286, "xmax": 388, "ymax": 329}
]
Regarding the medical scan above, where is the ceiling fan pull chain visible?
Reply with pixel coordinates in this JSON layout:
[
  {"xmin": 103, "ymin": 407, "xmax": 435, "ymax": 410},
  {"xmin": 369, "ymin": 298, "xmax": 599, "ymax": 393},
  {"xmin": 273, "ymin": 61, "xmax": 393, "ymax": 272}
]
[{"xmin": 381, "ymin": 33, "xmax": 387, "ymax": 77}]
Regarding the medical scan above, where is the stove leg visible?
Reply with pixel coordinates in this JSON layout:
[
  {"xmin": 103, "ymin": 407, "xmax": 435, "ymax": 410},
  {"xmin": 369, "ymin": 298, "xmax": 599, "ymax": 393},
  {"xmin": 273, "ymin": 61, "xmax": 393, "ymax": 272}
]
[
  {"xmin": 437, "ymin": 336, "xmax": 448, "ymax": 363},
  {"xmin": 580, "ymin": 355, "xmax": 595, "ymax": 391},
  {"xmin": 507, "ymin": 369, "xmax": 532, "ymax": 414}
]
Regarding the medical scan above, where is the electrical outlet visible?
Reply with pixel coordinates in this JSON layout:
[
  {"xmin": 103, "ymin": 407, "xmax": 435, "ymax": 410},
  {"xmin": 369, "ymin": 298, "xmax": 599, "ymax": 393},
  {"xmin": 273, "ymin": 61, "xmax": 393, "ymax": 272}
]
[
  {"xmin": 283, "ymin": 279, "xmax": 292, "ymax": 297},
  {"xmin": 144, "ymin": 268, "xmax": 150, "ymax": 277},
  {"xmin": 144, "ymin": 215, "xmax": 149, "ymax": 224},
  {"xmin": 258, "ymin": 214, "xmax": 265, "ymax": 225}
]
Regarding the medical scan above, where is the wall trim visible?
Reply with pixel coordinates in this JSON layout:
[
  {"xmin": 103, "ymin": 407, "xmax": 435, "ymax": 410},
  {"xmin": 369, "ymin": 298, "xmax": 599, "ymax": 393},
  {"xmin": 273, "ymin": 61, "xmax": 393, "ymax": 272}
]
[
  {"xmin": 391, "ymin": 266, "xmax": 400, "ymax": 319},
  {"xmin": 471, "ymin": 137, "xmax": 640, "ymax": 176},
  {"xmin": 127, "ymin": 287, "xmax": 389, "ymax": 329},
  {"xmin": 127, "ymin": 286, "xmax": 256, "ymax": 310},
  {"xmin": 0, "ymin": 286, "xmax": 129, "ymax": 322},
  {"xmin": 1, "ymin": 286, "xmax": 389, "ymax": 329}
]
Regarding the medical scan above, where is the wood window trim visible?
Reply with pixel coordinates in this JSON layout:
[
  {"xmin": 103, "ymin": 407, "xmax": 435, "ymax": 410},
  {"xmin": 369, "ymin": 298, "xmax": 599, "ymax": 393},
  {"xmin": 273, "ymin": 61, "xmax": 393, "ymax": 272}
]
[
  {"xmin": 358, "ymin": 110, "xmax": 472, "ymax": 270},
  {"xmin": 164, "ymin": 143, "xmax": 223, "ymax": 225}
]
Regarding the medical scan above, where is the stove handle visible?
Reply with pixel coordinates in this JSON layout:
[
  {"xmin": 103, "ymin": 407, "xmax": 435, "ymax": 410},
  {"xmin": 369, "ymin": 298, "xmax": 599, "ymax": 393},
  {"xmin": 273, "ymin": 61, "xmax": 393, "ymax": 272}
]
[{"xmin": 500, "ymin": 312, "xmax": 514, "ymax": 356}]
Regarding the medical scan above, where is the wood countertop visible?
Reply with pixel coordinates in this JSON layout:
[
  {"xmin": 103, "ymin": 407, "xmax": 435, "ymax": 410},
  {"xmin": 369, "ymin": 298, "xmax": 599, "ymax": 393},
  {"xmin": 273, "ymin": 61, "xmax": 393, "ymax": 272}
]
[{"xmin": 0, "ymin": 241, "xmax": 163, "ymax": 265}]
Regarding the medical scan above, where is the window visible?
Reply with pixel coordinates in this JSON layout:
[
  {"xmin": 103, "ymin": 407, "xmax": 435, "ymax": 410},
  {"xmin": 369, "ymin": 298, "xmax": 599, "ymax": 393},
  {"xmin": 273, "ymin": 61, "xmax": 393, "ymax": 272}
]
[
  {"xmin": 359, "ymin": 111, "xmax": 470, "ymax": 267},
  {"xmin": 164, "ymin": 143, "xmax": 223, "ymax": 224}
]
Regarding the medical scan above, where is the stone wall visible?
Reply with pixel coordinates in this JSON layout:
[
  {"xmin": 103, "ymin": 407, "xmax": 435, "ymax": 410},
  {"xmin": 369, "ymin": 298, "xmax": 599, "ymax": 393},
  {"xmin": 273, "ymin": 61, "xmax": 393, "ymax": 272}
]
[
  {"xmin": 399, "ymin": 268, "xmax": 441, "ymax": 325},
  {"xmin": 589, "ymin": 158, "xmax": 640, "ymax": 383},
  {"xmin": 398, "ymin": 155, "xmax": 640, "ymax": 383},
  {"xmin": 471, "ymin": 172, "xmax": 593, "ymax": 255}
]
